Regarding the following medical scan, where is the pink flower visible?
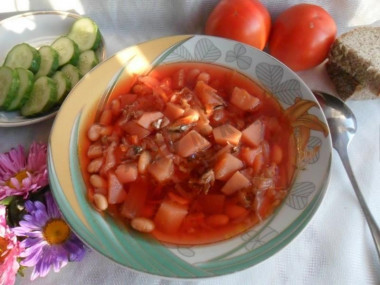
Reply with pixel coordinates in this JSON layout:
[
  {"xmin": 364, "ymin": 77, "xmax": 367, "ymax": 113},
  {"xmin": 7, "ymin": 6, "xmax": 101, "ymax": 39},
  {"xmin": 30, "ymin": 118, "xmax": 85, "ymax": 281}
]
[
  {"xmin": 0, "ymin": 205, "xmax": 23, "ymax": 285},
  {"xmin": 0, "ymin": 143, "xmax": 48, "ymax": 200}
]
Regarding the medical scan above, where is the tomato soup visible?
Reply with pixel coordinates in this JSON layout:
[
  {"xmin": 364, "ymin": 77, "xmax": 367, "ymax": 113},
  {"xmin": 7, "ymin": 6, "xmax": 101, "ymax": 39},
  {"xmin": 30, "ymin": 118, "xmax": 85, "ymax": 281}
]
[{"xmin": 81, "ymin": 62, "xmax": 296, "ymax": 245}]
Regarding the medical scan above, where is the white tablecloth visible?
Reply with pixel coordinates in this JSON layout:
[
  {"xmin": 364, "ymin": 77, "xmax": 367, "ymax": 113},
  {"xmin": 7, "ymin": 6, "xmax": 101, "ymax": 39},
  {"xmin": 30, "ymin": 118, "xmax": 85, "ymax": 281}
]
[{"xmin": 0, "ymin": 1, "xmax": 378, "ymax": 284}]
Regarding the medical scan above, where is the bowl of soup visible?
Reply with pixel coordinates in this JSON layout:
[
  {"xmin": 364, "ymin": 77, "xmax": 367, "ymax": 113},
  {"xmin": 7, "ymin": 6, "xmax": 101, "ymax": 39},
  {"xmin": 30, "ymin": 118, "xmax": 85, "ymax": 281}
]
[{"xmin": 48, "ymin": 35, "xmax": 332, "ymax": 278}]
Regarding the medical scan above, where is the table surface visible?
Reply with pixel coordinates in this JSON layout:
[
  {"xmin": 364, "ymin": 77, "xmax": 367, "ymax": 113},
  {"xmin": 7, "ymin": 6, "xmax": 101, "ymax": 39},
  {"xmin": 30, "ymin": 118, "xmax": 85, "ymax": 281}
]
[{"xmin": 0, "ymin": 1, "xmax": 379, "ymax": 284}]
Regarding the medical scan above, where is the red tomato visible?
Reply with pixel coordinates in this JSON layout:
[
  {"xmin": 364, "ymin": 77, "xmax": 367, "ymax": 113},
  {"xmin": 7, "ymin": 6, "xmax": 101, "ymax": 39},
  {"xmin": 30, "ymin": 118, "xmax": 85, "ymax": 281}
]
[
  {"xmin": 205, "ymin": 0, "xmax": 271, "ymax": 50},
  {"xmin": 268, "ymin": 4, "xmax": 337, "ymax": 71}
]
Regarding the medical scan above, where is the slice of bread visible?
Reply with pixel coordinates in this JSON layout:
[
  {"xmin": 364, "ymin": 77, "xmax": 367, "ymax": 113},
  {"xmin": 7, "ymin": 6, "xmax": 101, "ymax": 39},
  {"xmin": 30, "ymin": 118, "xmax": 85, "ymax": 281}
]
[
  {"xmin": 327, "ymin": 26, "xmax": 380, "ymax": 100},
  {"xmin": 326, "ymin": 60, "xmax": 378, "ymax": 100}
]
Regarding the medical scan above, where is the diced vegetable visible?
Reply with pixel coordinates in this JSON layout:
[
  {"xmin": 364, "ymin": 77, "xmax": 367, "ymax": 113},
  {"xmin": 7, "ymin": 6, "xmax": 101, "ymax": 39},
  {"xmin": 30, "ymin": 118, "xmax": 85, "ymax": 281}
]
[
  {"xmin": 121, "ymin": 120, "xmax": 151, "ymax": 139},
  {"xmin": 107, "ymin": 172, "xmax": 126, "ymax": 204},
  {"xmin": 115, "ymin": 163, "xmax": 138, "ymax": 183},
  {"xmin": 148, "ymin": 157, "xmax": 174, "ymax": 183},
  {"xmin": 138, "ymin": 151, "xmax": 151, "ymax": 174},
  {"xmin": 194, "ymin": 80, "xmax": 225, "ymax": 111},
  {"xmin": 176, "ymin": 130, "xmax": 210, "ymax": 157},
  {"xmin": 154, "ymin": 199, "xmax": 188, "ymax": 233},
  {"xmin": 121, "ymin": 179, "xmax": 148, "ymax": 219},
  {"xmin": 164, "ymin": 102, "xmax": 185, "ymax": 121},
  {"xmin": 213, "ymin": 123, "xmax": 242, "ymax": 146},
  {"xmin": 230, "ymin": 87, "xmax": 260, "ymax": 111},
  {"xmin": 242, "ymin": 120, "xmax": 264, "ymax": 147},
  {"xmin": 221, "ymin": 171, "xmax": 251, "ymax": 195},
  {"xmin": 240, "ymin": 146, "xmax": 262, "ymax": 166},
  {"xmin": 214, "ymin": 153, "xmax": 243, "ymax": 180},
  {"xmin": 137, "ymin": 111, "xmax": 164, "ymax": 129}
]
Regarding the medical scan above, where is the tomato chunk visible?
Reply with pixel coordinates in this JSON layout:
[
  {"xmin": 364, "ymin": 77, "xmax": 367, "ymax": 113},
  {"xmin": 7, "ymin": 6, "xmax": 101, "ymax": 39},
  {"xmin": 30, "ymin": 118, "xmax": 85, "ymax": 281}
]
[
  {"xmin": 176, "ymin": 130, "xmax": 211, "ymax": 157},
  {"xmin": 230, "ymin": 87, "xmax": 260, "ymax": 111},
  {"xmin": 154, "ymin": 199, "xmax": 188, "ymax": 233},
  {"xmin": 242, "ymin": 120, "xmax": 264, "ymax": 147},
  {"xmin": 214, "ymin": 153, "xmax": 243, "ymax": 180},
  {"xmin": 221, "ymin": 171, "xmax": 251, "ymax": 195},
  {"xmin": 213, "ymin": 123, "xmax": 242, "ymax": 146}
]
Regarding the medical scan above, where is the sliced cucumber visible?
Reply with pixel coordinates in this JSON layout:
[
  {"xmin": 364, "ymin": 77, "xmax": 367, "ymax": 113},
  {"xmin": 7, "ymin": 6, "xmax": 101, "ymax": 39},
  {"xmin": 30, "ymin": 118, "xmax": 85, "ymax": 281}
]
[
  {"xmin": 3, "ymin": 43, "xmax": 41, "ymax": 73},
  {"xmin": 68, "ymin": 17, "xmax": 101, "ymax": 51},
  {"xmin": 51, "ymin": 36, "xmax": 80, "ymax": 67},
  {"xmin": 52, "ymin": 71, "xmax": 71, "ymax": 103},
  {"xmin": 77, "ymin": 50, "xmax": 99, "ymax": 76},
  {"xmin": 7, "ymin": 68, "xmax": 34, "ymax": 111},
  {"xmin": 61, "ymin": 64, "xmax": 81, "ymax": 89},
  {"xmin": 35, "ymin": 46, "xmax": 59, "ymax": 78},
  {"xmin": 21, "ymin": 76, "xmax": 57, "ymax": 117},
  {"xmin": 0, "ymin": 66, "xmax": 20, "ymax": 109}
]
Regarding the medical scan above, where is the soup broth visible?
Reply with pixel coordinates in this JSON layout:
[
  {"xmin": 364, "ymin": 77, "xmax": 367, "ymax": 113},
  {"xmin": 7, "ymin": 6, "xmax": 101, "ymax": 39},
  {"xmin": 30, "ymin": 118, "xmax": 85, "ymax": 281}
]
[{"xmin": 81, "ymin": 62, "xmax": 297, "ymax": 245}]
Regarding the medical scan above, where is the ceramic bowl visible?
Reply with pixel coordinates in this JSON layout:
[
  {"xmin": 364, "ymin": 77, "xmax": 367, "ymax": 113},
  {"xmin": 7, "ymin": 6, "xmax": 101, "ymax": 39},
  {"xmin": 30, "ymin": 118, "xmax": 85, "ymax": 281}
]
[{"xmin": 48, "ymin": 35, "xmax": 332, "ymax": 279}]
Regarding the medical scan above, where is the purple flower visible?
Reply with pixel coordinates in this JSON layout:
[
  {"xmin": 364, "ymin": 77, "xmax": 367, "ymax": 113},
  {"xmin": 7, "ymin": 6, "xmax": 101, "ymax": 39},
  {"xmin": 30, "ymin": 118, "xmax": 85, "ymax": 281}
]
[
  {"xmin": 0, "ymin": 143, "xmax": 48, "ymax": 200},
  {"xmin": 12, "ymin": 192, "xmax": 86, "ymax": 280}
]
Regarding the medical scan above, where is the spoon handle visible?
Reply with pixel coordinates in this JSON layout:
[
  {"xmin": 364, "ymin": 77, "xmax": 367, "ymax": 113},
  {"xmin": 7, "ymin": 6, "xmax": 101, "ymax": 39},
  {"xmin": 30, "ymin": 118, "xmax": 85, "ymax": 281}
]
[{"xmin": 337, "ymin": 147, "xmax": 380, "ymax": 259}]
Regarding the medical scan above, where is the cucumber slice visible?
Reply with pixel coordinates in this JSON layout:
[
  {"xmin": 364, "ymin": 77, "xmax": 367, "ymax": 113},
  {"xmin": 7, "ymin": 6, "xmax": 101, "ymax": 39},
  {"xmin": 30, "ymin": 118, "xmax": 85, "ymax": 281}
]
[
  {"xmin": 7, "ymin": 68, "xmax": 34, "ymax": 111},
  {"xmin": 20, "ymin": 76, "xmax": 57, "ymax": 117},
  {"xmin": 3, "ymin": 43, "xmax": 41, "ymax": 73},
  {"xmin": 51, "ymin": 36, "xmax": 80, "ymax": 67},
  {"xmin": 35, "ymin": 46, "xmax": 59, "ymax": 78},
  {"xmin": 0, "ymin": 66, "xmax": 20, "ymax": 109},
  {"xmin": 61, "ymin": 64, "xmax": 81, "ymax": 89},
  {"xmin": 68, "ymin": 17, "xmax": 101, "ymax": 51},
  {"xmin": 77, "ymin": 50, "xmax": 99, "ymax": 76},
  {"xmin": 52, "ymin": 71, "xmax": 71, "ymax": 103}
]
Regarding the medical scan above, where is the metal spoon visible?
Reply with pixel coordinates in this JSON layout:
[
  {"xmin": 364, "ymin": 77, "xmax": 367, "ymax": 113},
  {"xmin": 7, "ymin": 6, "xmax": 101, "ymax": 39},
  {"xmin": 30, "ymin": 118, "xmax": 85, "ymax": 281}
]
[{"xmin": 313, "ymin": 90, "xmax": 380, "ymax": 258}]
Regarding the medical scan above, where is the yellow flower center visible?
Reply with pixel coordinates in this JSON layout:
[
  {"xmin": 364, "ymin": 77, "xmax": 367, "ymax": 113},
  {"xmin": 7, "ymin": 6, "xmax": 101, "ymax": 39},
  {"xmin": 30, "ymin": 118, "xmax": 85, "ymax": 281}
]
[
  {"xmin": 0, "ymin": 236, "xmax": 10, "ymax": 264},
  {"xmin": 5, "ymin": 170, "xmax": 28, "ymax": 188},
  {"xmin": 43, "ymin": 219, "xmax": 71, "ymax": 245}
]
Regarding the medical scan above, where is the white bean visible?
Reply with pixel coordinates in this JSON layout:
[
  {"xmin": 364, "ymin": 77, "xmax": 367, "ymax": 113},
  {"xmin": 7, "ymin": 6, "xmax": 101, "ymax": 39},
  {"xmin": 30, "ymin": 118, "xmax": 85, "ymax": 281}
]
[
  {"xmin": 87, "ymin": 144, "xmax": 103, "ymax": 158},
  {"xmin": 89, "ymin": 174, "xmax": 107, "ymax": 188},
  {"xmin": 88, "ymin": 124, "xmax": 103, "ymax": 141},
  {"xmin": 87, "ymin": 158, "xmax": 103, "ymax": 173},
  {"xmin": 93, "ymin": 193, "xmax": 108, "ymax": 211},
  {"xmin": 131, "ymin": 217, "xmax": 155, "ymax": 233}
]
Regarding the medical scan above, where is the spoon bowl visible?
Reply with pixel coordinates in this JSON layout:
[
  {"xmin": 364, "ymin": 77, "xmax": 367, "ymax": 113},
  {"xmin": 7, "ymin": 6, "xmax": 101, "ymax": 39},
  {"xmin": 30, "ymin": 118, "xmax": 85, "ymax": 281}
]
[{"xmin": 313, "ymin": 90, "xmax": 380, "ymax": 259}]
